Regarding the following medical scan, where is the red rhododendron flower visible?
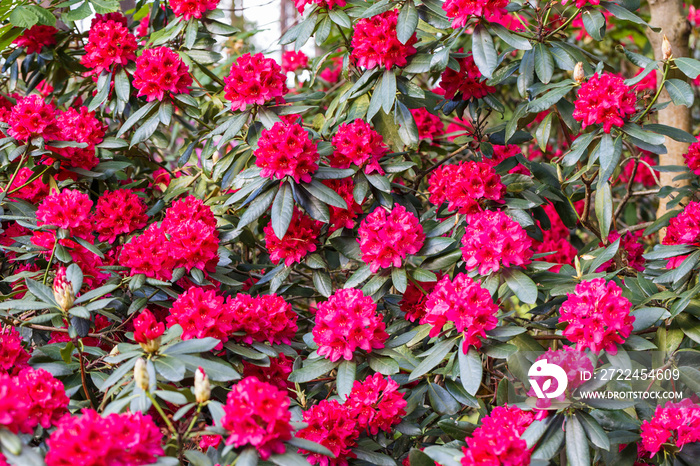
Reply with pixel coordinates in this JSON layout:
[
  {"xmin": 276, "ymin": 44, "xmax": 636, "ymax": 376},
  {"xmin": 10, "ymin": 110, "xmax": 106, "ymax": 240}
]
[
  {"xmin": 224, "ymin": 53, "xmax": 288, "ymax": 111},
  {"xmin": 13, "ymin": 25, "xmax": 57, "ymax": 54},
  {"xmin": 36, "ymin": 189, "xmax": 94, "ymax": 239},
  {"xmin": 313, "ymin": 288, "xmax": 388, "ymax": 361},
  {"xmin": 330, "ymin": 119, "xmax": 387, "ymax": 175},
  {"xmin": 137, "ymin": 13, "xmax": 150, "ymax": 37},
  {"xmin": 45, "ymin": 409, "xmax": 163, "ymax": 466},
  {"xmin": 166, "ymin": 286, "xmax": 234, "ymax": 349},
  {"xmin": 345, "ymin": 373, "xmax": 407, "ymax": 435},
  {"xmin": 264, "ymin": 208, "xmax": 320, "ymax": 266},
  {"xmin": 220, "ymin": 377, "xmax": 292, "ymax": 459},
  {"xmin": 443, "ymin": 0, "xmax": 508, "ymax": 28},
  {"xmin": 460, "ymin": 210, "xmax": 533, "ymax": 275},
  {"xmin": 52, "ymin": 107, "xmax": 105, "ymax": 171},
  {"xmin": 133, "ymin": 47, "xmax": 192, "ymax": 101},
  {"xmin": 119, "ymin": 224, "xmax": 175, "ymax": 280},
  {"xmin": 91, "ymin": 12, "xmax": 128, "ymax": 26},
  {"xmin": 0, "ymin": 327, "xmax": 30, "ymax": 375},
  {"xmin": 439, "ymin": 53, "xmax": 496, "ymax": 100},
  {"xmin": 133, "ymin": 309, "xmax": 165, "ymax": 345},
  {"xmin": 167, "ymin": 218, "xmax": 220, "ymax": 272},
  {"xmin": 350, "ymin": 10, "xmax": 417, "ymax": 70},
  {"xmin": 411, "ymin": 108, "xmax": 444, "ymax": 140},
  {"xmin": 683, "ymin": 140, "xmax": 700, "ymax": 175},
  {"xmin": 255, "ymin": 120, "xmax": 319, "ymax": 183},
  {"xmin": 17, "ymin": 368, "xmax": 69, "ymax": 430},
  {"xmin": 533, "ymin": 203, "xmax": 576, "ymax": 271},
  {"xmin": 663, "ymin": 201, "xmax": 700, "ymax": 268},
  {"xmin": 2, "ymin": 167, "xmax": 49, "ymax": 204},
  {"xmin": 81, "ymin": 19, "xmax": 137, "ymax": 75},
  {"xmin": 93, "ymin": 189, "xmax": 148, "ymax": 243},
  {"xmin": 358, "ymin": 204, "xmax": 425, "ymax": 273},
  {"xmin": 573, "ymin": 73, "xmax": 637, "ymax": 133},
  {"xmin": 559, "ymin": 278, "xmax": 635, "ymax": 354},
  {"xmin": 163, "ymin": 195, "xmax": 217, "ymax": 230},
  {"xmin": 282, "ymin": 50, "xmax": 309, "ymax": 73},
  {"xmin": 228, "ymin": 293, "xmax": 298, "ymax": 345},
  {"xmin": 242, "ymin": 353, "xmax": 294, "ymax": 391},
  {"xmin": 170, "ymin": 0, "xmax": 219, "ymax": 20},
  {"xmin": 323, "ymin": 178, "xmax": 363, "ymax": 232},
  {"xmin": 7, "ymin": 94, "xmax": 60, "ymax": 142},
  {"xmin": 428, "ymin": 161, "xmax": 505, "ymax": 218},
  {"xmin": 461, "ymin": 405, "xmax": 535, "ymax": 466},
  {"xmin": 527, "ymin": 346, "xmax": 594, "ymax": 408},
  {"xmin": 296, "ymin": 399, "xmax": 360, "ymax": 466},
  {"xmin": 421, "ymin": 273, "xmax": 499, "ymax": 352},
  {"xmin": 399, "ymin": 275, "xmax": 441, "ymax": 322},
  {"xmin": 294, "ymin": 0, "xmax": 346, "ymax": 14},
  {"xmin": 0, "ymin": 372, "xmax": 32, "ymax": 434},
  {"xmin": 640, "ymin": 399, "xmax": 700, "ymax": 456}
]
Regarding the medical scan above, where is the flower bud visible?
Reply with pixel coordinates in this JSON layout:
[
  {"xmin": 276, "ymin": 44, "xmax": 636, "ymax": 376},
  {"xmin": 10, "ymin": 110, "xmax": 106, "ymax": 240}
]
[
  {"xmin": 133, "ymin": 309, "xmax": 165, "ymax": 354},
  {"xmin": 194, "ymin": 366, "xmax": 211, "ymax": 404},
  {"xmin": 573, "ymin": 62, "xmax": 585, "ymax": 84},
  {"xmin": 52, "ymin": 267, "xmax": 75, "ymax": 312},
  {"xmin": 662, "ymin": 35, "xmax": 673, "ymax": 61},
  {"xmin": 135, "ymin": 358, "xmax": 149, "ymax": 391}
]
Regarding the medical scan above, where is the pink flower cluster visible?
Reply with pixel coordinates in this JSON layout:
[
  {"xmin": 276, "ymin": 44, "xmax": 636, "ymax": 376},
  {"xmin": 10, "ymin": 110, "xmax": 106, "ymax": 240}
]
[
  {"xmin": 640, "ymin": 399, "xmax": 700, "ymax": 456},
  {"xmin": 573, "ymin": 73, "xmax": 637, "ymax": 133},
  {"xmin": 282, "ymin": 50, "xmax": 309, "ymax": 73},
  {"xmin": 428, "ymin": 161, "xmax": 505, "ymax": 218},
  {"xmin": 358, "ymin": 204, "xmax": 425, "ymax": 273},
  {"xmin": 461, "ymin": 405, "xmax": 535, "ymax": 466},
  {"xmin": 460, "ymin": 210, "xmax": 533, "ymax": 275},
  {"xmin": 166, "ymin": 286, "xmax": 233, "ymax": 349},
  {"xmin": 2, "ymin": 167, "xmax": 49, "ymax": 204},
  {"xmin": 330, "ymin": 119, "xmax": 387, "ymax": 175},
  {"xmin": 133, "ymin": 309, "xmax": 165, "ymax": 346},
  {"xmin": 440, "ymin": 53, "xmax": 496, "ymax": 100},
  {"xmin": 37, "ymin": 189, "xmax": 93, "ymax": 239},
  {"xmin": 294, "ymin": 0, "xmax": 346, "ymax": 14},
  {"xmin": 443, "ymin": 0, "xmax": 508, "ymax": 27},
  {"xmin": 596, "ymin": 230, "xmax": 645, "ymax": 272},
  {"xmin": 527, "ymin": 346, "xmax": 594, "ymax": 408},
  {"xmin": 297, "ymin": 374, "xmax": 405, "ymax": 465},
  {"xmin": 411, "ymin": 108, "xmax": 444, "ymax": 140},
  {"xmin": 323, "ymin": 178, "xmax": 364, "ymax": 232},
  {"xmin": 220, "ymin": 377, "xmax": 292, "ymax": 459},
  {"xmin": 224, "ymin": 53, "xmax": 288, "ymax": 111},
  {"xmin": 242, "ymin": 353, "xmax": 294, "ymax": 391},
  {"xmin": 81, "ymin": 18, "xmax": 137, "ymax": 75},
  {"xmin": 683, "ymin": 140, "xmax": 700, "ymax": 175},
  {"xmin": 133, "ymin": 47, "xmax": 192, "ymax": 101},
  {"xmin": 313, "ymin": 288, "xmax": 388, "ymax": 361},
  {"xmin": 93, "ymin": 189, "xmax": 148, "ymax": 243},
  {"xmin": 45, "ymin": 409, "xmax": 163, "ymax": 466},
  {"xmin": 52, "ymin": 106, "xmax": 105, "ymax": 171},
  {"xmin": 421, "ymin": 274, "xmax": 499, "ymax": 352},
  {"xmin": 399, "ymin": 275, "xmax": 441, "ymax": 322},
  {"xmin": 7, "ymin": 94, "xmax": 60, "ymax": 142},
  {"xmin": 350, "ymin": 10, "xmax": 417, "ymax": 70},
  {"xmin": 0, "ymin": 327, "xmax": 30, "ymax": 374},
  {"xmin": 255, "ymin": 120, "xmax": 319, "ymax": 183},
  {"xmin": 228, "ymin": 293, "xmax": 298, "ymax": 345},
  {"xmin": 264, "ymin": 208, "xmax": 320, "ymax": 266},
  {"xmin": 533, "ymin": 203, "xmax": 576, "ymax": 272},
  {"xmin": 559, "ymin": 278, "xmax": 635, "ymax": 354},
  {"xmin": 13, "ymin": 25, "xmax": 57, "ymax": 54},
  {"xmin": 170, "ymin": 0, "xmax": 219, "ymax": 20},
  {"xmin": 663, "ymin": 201, "xmax": 700, "ymax": 268},
  {"xmin": 0, "ymin": 368, "xmax": 68, "ymax": 434}
]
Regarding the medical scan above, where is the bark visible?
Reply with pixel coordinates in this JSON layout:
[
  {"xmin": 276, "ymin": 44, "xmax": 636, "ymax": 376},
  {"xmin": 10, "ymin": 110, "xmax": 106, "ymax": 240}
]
[{"xmin": 646, "ymin": 0, "xmax": 692, "ymax": 226}]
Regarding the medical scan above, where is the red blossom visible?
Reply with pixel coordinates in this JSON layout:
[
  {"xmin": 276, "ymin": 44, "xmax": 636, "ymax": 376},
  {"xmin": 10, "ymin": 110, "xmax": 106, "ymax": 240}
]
[
  {"xmin": 264, "ymin": 208, "xmax": 320, "ymax": 266},
  {"xmin": 133, "ymin": 47, "xmax": 192, "ymax": 102},
  {"xmin": 461, "ymin": 405, "xmax": 535, "ymax": 466},
  {"xmin": 443, "ymin": 0, "xmax": 508, "ymax": 28},
  {"xmin": 224, "ymin": 53, "xmax": 288, "ymax": 111},
  {"xmin": 255, "ymin": 120, "xmax": 319, "ymax": 183},
  {"xmin": 94, "ymin": 189, "xmax": 148, "ymax": 243},
  {"xmin": 640, "ymin": 399, "xmax": 700, "ymax": 456},
  {"xmin": 170, "ymin": 0, "xmax": 219, "ymax": 20},
  {"xmin": 13, "ymin": 25, "xmax": 57, "ymax": 54},
  {"xmin": 296, "ymin": 399, "xmax": 360, "ymax": 466},
  {"xmin": 439, "ymin": 53, "xmax": 496, "ymax": 100},
  {"xmin": 350, "ymin": 10, "xmax": 417, "ymax": 70},
  {"xmin": 330, "ymin": 119, "xmax": 387, "ymax": 175},
  {"xmin": 228, "ymin": 293, "xmax": 298, "ymax": 345},
  {"xmin": 282, "ymin": 50, "xmax": 309, "ymax": 73},
  {"xmin": 166, "ymin": 286, "xmax": 234, "ymax": 349},
  {"xmin": 345, "ymin": 373, "xmax": 407, "ymax": 435},
  {"xmin": 573, "ymin": 73, "xmax": 637, "ymax": 133},
  {"xmin": 81, "ymin": 19, "xmax": 137, "ymax": 75}
]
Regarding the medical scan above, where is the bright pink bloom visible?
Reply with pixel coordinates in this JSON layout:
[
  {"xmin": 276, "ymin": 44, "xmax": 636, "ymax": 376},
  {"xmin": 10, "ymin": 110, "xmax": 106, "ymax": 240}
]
[
  {"xmin": 461, "ymin": 405, "xmax": 535, "ymax": 466},
  {"xmin": 440, "ymin": 53, "xmax": 496, "ymax": 101},
  {"xmin": 559, "ymin": 278, "xmax": 635, "ymax": 354},
  {"xmin": 443, "ymin": 0, "xmax": 508, "ymax": 27},
  {"xmin": 242, "ymin": 353, "xmax": 294, "ymax": 391},
  {"xmin": 351, "ymin": 10, "xmax": 417, "ymax": 70},
  {"xmin": 282, "ymin": 50, "xmax": 309, "ymax": 73},
  {"xmin": 45, "ymin": 409, "xmax": 163, "ymax": 466},
  {"xmin": 640, "ymin": 399, "xmax": 700, "ymax": 456},
  {"xmin": 166, "ymin": 287, "xmax": 234, "ymax": 349},
  {"xmin": 163, "ymin": 195, "xmax": 217, "ymax": 230},
  {"xmin": 562, "ymin": 0, "xmax": 600, "ymax": 8},
  {"xmin": 167, "ymin": 218, "xmax": 220, "ymax": 272},
  {"xmin": 0, "ymin": 327, "xmax": 30, "ymax": 375},
  {"xmin": 228, "ymin": 293, "xmax": 298, "ymax": 345},
  {"xmin": 36, "ymin": 189, "xmax": 93, "ymax": 239},
  {"xmin": 460, "ymin": 210, "xmax": 533, "ymax": 275},
  {"xmin": 294, "ymin": 0, "xmax": 346, "ymax": 14},
  {"xmin": 170, "ymin": 0, "xmax": 219, "ymax": 20},
  {"xmin": 573, "ymin": 73, "xmax": 637, "ymax": 133},
  {"xmin": 411, "ymin": 108, "xmax": 444, "ymax": 140},
  {"xmin": 94, "ymin": 190, "xmax": 148, "ymax": 243},
  {"xmin": 91, "ymin": 13, "xmax": 128, "ymax": 26},
  {"xmin": 224, "ymin": 53, "xmax": 288, "ymax": 111},
  {"xmin": 81, "ymin": 19, "xmax": 137, "ymax": 75},
  {"xmin": 428, "ymin": 161, "xmax": 505, "ymax": 218},
  {"xmin": 7, "ymin": 94, "xmax": 60, "ymax": 142},
  {"xmin": 527, "ymin": 347, "xmax": 594, "ymax": 408},
  {"xmin": 133, "ymin": 309, "xmax": 165, "ymax": 344},
  {"xmin": 330, "ymin": 119, "xmax": 387, "ymax": 175},
  {"xmin": 17, "ymin": 368, "xmax": 69, "ymax": 430},
  {"xmin": 220, "ymin": 377, "xmax": 292, "ymax": 459},
  {"xmin": 296, "ymin": 399, "xmax": 360, "ymax": 466},
  {"xmin": 634, "ymin": 68, "xmax": 657, "ymax": 93},
  {"xmin": 323, "ymin": 178, "xmax": 363, "ymax": 232},
  {"xmin": 137, "ymin": 14, "xmax": 150, "ymax": 37},
  {"xmin": 255, "ymin": 120, "xmax": 319, "ymax": 183},
  {"xmin": 358, "ymin": 204, "xmax": 425, "ymax": 273},
  {"xmin": 119, "ymin": 224, "xmax": 175, "ymax": 280},
  {"xmin": 399, "ymin": 275, "xmax": 441, "ymax": 322},
  {"xmin": 313, "ymin": 288, "xmax": 388, "ymax": 362},
  {"xmin": 683, "ymin": 140, "xmax": 700, "ymax": 175},
  {"xmin": 534, "ymin": 236, "xmax": 577, "ymax": 272},
  {"xmin": 13, "ymin": 25, "xmax": 57, "ymax": 54},
  {"xmin": 663, "ymin": 201, "xmax": 700, "ymax": 259},
  {"xmin": 421, "ymin": 273, "xmax": 499, "ymax": 352},
  {"xmin": 133, "ymin": 47, "xmax": 192, "ymax": 101},
  {"xmin": 345, "ymin": 373, "xmax": 406, "ymax": 435},
  {"xmin": 52, "ymin": 107, "xmax": 105, "ymax": 171},
  {"xmin": 2, "ymin": 167, "xmax": 49, "ymax": 204},
  {"xmin": 264, "ymin": 208, "xmax": 320, "ymax": 266}
]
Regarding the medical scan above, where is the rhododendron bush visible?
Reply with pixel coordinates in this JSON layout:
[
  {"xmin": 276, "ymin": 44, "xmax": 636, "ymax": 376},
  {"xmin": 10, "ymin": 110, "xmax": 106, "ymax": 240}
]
[{"xmin": 6, "ymin": 0, "xmax": 700, "ymax": 465}]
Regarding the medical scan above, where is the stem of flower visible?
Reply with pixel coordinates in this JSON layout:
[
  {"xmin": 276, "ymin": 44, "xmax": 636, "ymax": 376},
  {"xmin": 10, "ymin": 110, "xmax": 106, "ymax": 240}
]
[
  {"xmin": 545, "ymin": 8, "xmax": 582, "ymax": 39},
  {"xmin": 635, "ymin": 62, "xmax": 669, "ymax": 123},
  {"xmin": 146, "ymin": 390, "xmax": 177, "ymax": 435}
]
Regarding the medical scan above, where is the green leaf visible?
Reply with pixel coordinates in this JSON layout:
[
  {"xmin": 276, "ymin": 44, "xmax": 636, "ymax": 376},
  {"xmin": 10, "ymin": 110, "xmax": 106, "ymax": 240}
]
[
  {"xmin": 271, "ymin": 182, "xmax": 294, "ymax": 239},
  {"xmin": 235, "ymin": 448, "xmax": 259, "ymax": 466},
  {"xmin": 644, "ymin": 123, "xmax": 696, "ymax": 143},
  {"xmin": 238, "ymin": 187, "xmax": 277, "ymax": 229},
  {"xmin": 598, "ymin": 134, "xmax": 622, "ymax": 185},
  {"xmin": 25, "ymin": 278, "xmax": 58, "ymax": 306},
  {"xmin": 368, "ymin": 356, "xmax": 400, "ymax": 375},
  {"xmin": 184, "ymin": 19, "xmax": 198, "ymax": 49},
  {"xmin": 269, "ymin": 452, "xmax": 310, "ymax": 466},
  {"xmin": 408, "ymin": 449, "xmax": 437, "ymax": 466},
  {"xmin": 601, "ymin": 1, "xmax": 649, "ymax": 27},
  {"xmin": 392, "ymin": 268, "xmax": 407, "ymax": 293},
  {"xmin": 154, "ymin": 356, "xmax": 187, "ymax": 382},
  {"xmin": 582, "ymin": 9, "xmax": 606, "ymax": 41},
  {"xmin": 312, "ymin": 270, "xmax": 333, "ymax": 298},
  {"xmin": 490, "ymin": 22, "xmax": 532, "ymax": 50},
  {"xmin": 353, "ymin": 448, "xmax": 397, "ymax": 466},
  {"xmin": 427, "ymin": 383, "xmax": 460, "ymax": 415},
  {"xmin": 114, "ymin": 68, "xmax": 130, "ymax": 103},
  {"xmin": 674, "ymin": 57, "xmax": 700, "ymax": 79},
  {"xmin": 165, "ymin": 338, "xmax": 220, "ymax": 355},
  {"xmin": 336, "ymin": 360, "xmax": 356, "ymax": 398},
  {"xmin": 88, "ymin": 71, "xmax": 112, "ymax": 112},
  {"xmin": 458, "ymin": 345, "xmax": 482, "ymax": 396},
  {"xmin": 566, "ymin": 415, "xmax": 591, "ymax": 466},
  {"xmin": 562, "ymin": 132, "xmax": 595, "ymax": 166},
  {"xmin": 360, "ymin": 0, "xmax": 393, "ymax": 18},
  {"xmin": 177, "ymin": 355, "xmax": 240, "ymax": 382},
  {"xmin": 535, "ymin": 113, "xmax": 553, "ymax": 151},
  {"xmin": 527, "ymin": 86, "xmax": 573, "ymax": 114},
  {"xmin": 665, "ymin": 78, "xmax": 694, "ymax": 107},
  {"xmin": 577, "ymin": 411, "xmax": 610, "ymax": 451},
  {"xmin": 288, "ymin": 358, "xmax": 338, "ymax": 383},
  {"xmin": 409, "ymin": 339, "xmax": 456, "ymax": 381},
  {"xmin": 26, "ymin": 5, "xmax": 56, "ymax": 26},
  {"xmin": 287, "ymin": 437, "xmax": 335, "ymax": 457},
  {"xmin": 303, "ymin": 179, "xmax": 347, "ymax": 208},
  {"xmin": 595, "ymin": 181, "xmax": 613, "ymax": 239},
  {"xmin": 503, "ymin": 268, "xmax": 538, "ymax": 304},
  {"xmin": 397, "ymin": 0, "xmax": 418, "ymax": 44},
  {"xmin": 75, "ymin": 284, "xmax": 119, "ymax": 304},
  {"xmin": 472, "ymin": 24, "xmax": 498, "ymax": 78},
  {"xmin": 365, "ymin": 173, "xmax": 391, "ymax": 192},
  {"xmin": 328, "ymin": 9, "xmax": 351, "ymax": 28},
  {"xmin": 10, "ymin": 5, "xmax": 39, "ymax": 28},
  {"xmin": 534, "ymin": 44, "xmax": 554, "ymax": 84},
  {"xmin": 588, "ymin": 237, "xmax": 621, "ymax": 273},
  {"xmin": 118, "ymin": 101, "xmax": 158, "ymax": 137},
  {"xmin": 131, "ymin": 111, "xmax": 160, "ymax": 146},
  {"xmin": 621, "ymin": 123, "xmax": 666, "ymax": 145},
  {"xmin": 62, "ymin": 2, "xmax": 93, "ymax": 22}
]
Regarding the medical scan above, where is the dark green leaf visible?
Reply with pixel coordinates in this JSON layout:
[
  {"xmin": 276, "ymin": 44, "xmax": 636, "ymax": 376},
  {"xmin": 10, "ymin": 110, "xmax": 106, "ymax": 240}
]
[
  {"xmin": 409, "ymin": 339, "xmax": 456, "ymax": 381},
  {"xmin": 566, "ymin": 415, "xmax": 591, "ymax": 466},
  {"xmin": 472, "ymin": 23, "xmax": 498, "ymax": 78},
  {"xmin": 288, "ymin": 358, "xmax": 338, "ymax": 383},
  {"xmin": 271, "ymin": 182, "xmax": 294, "ymax": 239},
  {"xmin": 458, "ymin": 345, "xmax": 482, "ymax": 396},
  {"xmin": 336, "ymin": 359, "xmax": 356, "ymax": 398},
  {"xmin": 534, "ymin": 44, "xmax": 554, "ymax": 84},
  {"xmin": 665, "ymin": 78, "xmax": 694, "ymax": 107},
  {"xmin": 397, "ymin": 0, "xmax": 418, "ymax": 44},
  {"xmin": 503, "ymin": 268, "xmax": 538, "ymax": 304},
  {"xmin": 674, "ymin": 57, "xmax": 700, "ymax": 79}
]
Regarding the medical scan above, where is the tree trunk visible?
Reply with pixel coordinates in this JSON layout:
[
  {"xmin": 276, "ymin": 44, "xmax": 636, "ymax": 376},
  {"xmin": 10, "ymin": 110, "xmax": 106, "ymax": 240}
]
[{"xmin": 646, "ymin": 0, "xmax": 692, "ymax": 229}]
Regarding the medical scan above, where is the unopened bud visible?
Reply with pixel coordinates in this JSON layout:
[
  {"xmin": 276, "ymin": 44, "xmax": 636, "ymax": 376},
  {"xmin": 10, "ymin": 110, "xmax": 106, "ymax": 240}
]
[
  {"xmin": 52, "ymin": 267, "xmax": 75, "ymax": 312},
  {"xmin": 135, "ymin": 358, "xmax": 149, "ymax": 391},
  {"xmin": 574, "ymin": 256, "xmax": 582, "ymax": 279},
  {"xmin": 573, "ymin": 62, "xmax": 585, "ymax": 84},
  {"xmin": 662, "ymin": 35, "xmax": 673, "ymax": 61},
  {"xmin": 194, "ymin": 367, "xmax": 211, "ymax": 404}
]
